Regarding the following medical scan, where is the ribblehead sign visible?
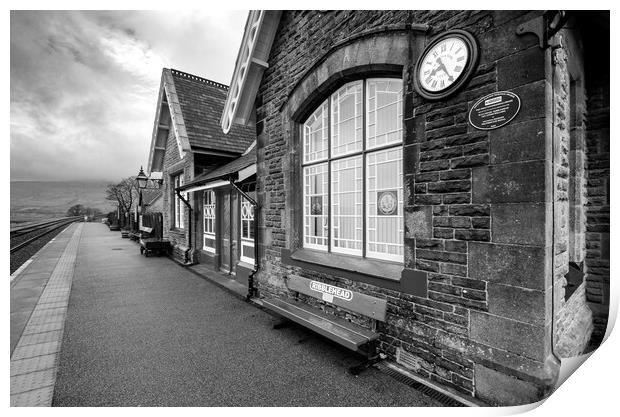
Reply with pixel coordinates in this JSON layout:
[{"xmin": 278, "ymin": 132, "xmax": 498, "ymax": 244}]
[{"xmin": 310, "ymin": 281, "xmax": 353, "ymax": 301}]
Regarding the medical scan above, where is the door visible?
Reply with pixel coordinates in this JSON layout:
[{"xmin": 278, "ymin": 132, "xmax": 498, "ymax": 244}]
[
  {"xmin": 219, "ymin": 188, "xmax": 239, "ymax": 274},
  {"xmin": 220, "ymin": 189, "xmax": 231, "ymax": 272}
]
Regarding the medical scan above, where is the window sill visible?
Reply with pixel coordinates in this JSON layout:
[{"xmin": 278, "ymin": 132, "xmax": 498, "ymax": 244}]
[
  {"xmin": 281, "ymin": 248, "xmax": 427, "ymax": 296},
  {"xmin": 288, "ymin": 247, "xmax": 402, "ymax": 281}
]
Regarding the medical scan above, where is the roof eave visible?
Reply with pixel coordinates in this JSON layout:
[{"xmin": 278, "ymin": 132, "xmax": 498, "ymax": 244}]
[{"xmin": 221, "ymin": 10, "xmax": 282, "ymax": 134}]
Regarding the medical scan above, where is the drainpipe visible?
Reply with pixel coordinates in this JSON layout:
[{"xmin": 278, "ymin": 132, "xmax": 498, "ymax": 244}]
[
  {"xmin": 229, "ymin": 178, "xmax": 259, "ymax": 300},
  {"xmin": 175, "ymin": 189, "xmax": 194, "ymax": 265}
]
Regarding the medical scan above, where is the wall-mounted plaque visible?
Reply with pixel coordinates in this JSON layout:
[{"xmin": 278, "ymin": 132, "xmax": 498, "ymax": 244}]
[
  {"xmin": 468, "ymin": 91, "xmax": 521, "ymax": 130},
  {"xmin": 310, "ymin": 196, "xmax": 323, "ymax": 215},
  {"xmin": 377, "ymin": 190, "xmax": 398, "ymax": 216}
]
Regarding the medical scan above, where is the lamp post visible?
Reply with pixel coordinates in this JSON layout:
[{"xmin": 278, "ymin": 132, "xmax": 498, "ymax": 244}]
[
  {"xmin": 135, "ymin": 167, "xmax": 163, "ymax": 234},
  {"xmin": 136, "ymin": 166, "xmax": 148, "ymax": 190}
]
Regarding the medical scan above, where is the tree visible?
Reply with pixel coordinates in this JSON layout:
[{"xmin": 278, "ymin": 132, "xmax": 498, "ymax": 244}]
[
  {"xmin": 67, "ymin": 204, "xmax": 86, "ymax": 217},
  {"xmin": 105, "ymin": 177, "xmax": 139, "ymax": 228}
]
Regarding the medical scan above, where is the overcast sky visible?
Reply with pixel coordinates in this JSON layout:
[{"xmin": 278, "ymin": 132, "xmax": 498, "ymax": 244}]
[{"xmin": 10, "ymin": 10, "xmax": 247, "ymax": 182}]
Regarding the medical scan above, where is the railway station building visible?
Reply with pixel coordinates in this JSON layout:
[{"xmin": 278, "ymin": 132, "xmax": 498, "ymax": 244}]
[
  {"xmin": 218, "ymin": 10, "xmax": 610, "ymax": 405},
  {"xmin": 145, "ymin": 68, "xmax": 256, "ymax": 279}
]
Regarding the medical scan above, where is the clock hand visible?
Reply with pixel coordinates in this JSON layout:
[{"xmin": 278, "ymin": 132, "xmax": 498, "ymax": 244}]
[{"xmin": 436, "ymin": 58, "xmax": 454, "ymax": 82}]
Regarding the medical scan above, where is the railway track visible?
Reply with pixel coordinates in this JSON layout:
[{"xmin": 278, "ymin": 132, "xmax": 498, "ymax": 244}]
[{"xmin": 10, "ymin": 217, "xmax": 81, "ymax": 254}]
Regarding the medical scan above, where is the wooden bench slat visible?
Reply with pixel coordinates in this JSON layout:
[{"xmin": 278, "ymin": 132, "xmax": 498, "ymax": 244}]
[
  {"xmin": 286, "ymin": 275, "xmax": 388, "ymax": 322},
  {"xmin": 262, "ymin": 298, "xmax": 379, "ymax": 352}
]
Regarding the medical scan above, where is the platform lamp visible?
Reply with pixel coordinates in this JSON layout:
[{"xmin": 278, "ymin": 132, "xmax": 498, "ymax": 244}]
[{"xmin": 136, "ymin": 166, "xmax": 149, "ymax": 190}]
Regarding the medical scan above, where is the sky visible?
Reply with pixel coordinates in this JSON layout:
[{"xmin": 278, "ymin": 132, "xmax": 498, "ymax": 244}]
[{"xmin": 10, "ymin": 10, "xmax": 248, "ymax": 182}]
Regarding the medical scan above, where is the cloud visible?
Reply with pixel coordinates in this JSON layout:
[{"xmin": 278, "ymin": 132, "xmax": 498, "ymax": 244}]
[{"xmin": 10, "ymin": 10, "xmax": 247, "ymax": 181}]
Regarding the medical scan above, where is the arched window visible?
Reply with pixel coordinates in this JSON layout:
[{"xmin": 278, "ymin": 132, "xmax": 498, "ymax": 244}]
[{"xmin": 302, "ymin": 78, "xmax": 403, "ymax": 263}]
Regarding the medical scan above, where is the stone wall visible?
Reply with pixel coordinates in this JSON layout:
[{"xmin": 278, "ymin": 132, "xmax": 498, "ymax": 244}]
[
  {"xmin": 253, "ymin": 11, "xmax": 564, "ymax": 405},
  {"xmin": 552, "ymin": 32, "xmax": 592, "ymax": 357},
  {"xmin": 162, "ymin": 124, "xmax": 193, "ymax": 263},
  {"xmin": 584, "ymin": 64, "xmax": 610, "ymax": 350}
]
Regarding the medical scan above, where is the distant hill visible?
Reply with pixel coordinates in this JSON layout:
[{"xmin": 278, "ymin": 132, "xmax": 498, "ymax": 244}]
[{"xmin": 10, "ymin": 181, "xmax": 116, "ymax": 224}]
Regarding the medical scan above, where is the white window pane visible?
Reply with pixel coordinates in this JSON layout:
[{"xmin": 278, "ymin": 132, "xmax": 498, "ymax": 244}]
[
  {"xmin": 366, "ymin": 147, "xmax": 403, "ymax": 262},
  {"xmin": 331, "ymin": 81, "xmax": 362, "ymax": 157},
  {"xmin": 303, "ymin": 163, "xmax": 328, "ymax": 250},
  {"xmin": 303, "ymin": 100, "xmax": 328, "ymax": 163},
  {"xmin": 203, "ymin": 190, "xmax": 216, "ymax": 235},
  {"xmin": 331, "ymin": 156, "xmax": 362, "ymax": 255},
  {"xmin": 174, "ymin": 174, "xmax": 185, "ymax": 229},
  {"xmin": 241, "ymin": 199, "xmax": 254, "ymax": 240},
  {"xmin": 366, "ymin": 79, "xmax": 403, "ymax": 149}
]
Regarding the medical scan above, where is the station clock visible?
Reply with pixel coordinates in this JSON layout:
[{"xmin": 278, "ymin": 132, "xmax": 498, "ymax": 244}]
[{"xmin": 414, "ymin": 29, "xmax": 479, "ymax": 100}]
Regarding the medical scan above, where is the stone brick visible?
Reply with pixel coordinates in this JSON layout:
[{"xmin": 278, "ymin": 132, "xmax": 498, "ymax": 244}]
[
  {"xmin": 415, "ymin": 238, "xmax": 444, "ymax": 250},
  {"xmin": 451, "ymin": 276, "xmax": 486, "ymax": 291},
  {"xmin": 419, "ymin": 147, "xmax": 462, "ymax": 162},
  {"xmin": 429, "ymin": 291, "xmax": 486, "ymax": 311},
  {"xmin": 426, "ymin": 124, "xmax": 468, "ymax": 141},
  {"xmin": 443, "ymin": 194, "xmax": 470, "ymax": 204},
  {"xmin": 487, "ymin": 283, "xmax": 545, "ymax": 325},
  {"xmin": 419, "ymin": 160, "xmax": 450, "ymax": 172},
  {"xmin": 427, "ymin": 180, "xmax": 471, "ymax": 194},
  {"xmin": 405, "ymin": 206, "xmax": 433, "ymax": 239},
  {"xmin": 472, "ymin": 161, "xmax": 547, "ymax": 203},
  {"xmin": 433, "ymin": 228, "xmax": 454, "ymax": 239},
  {"xmin": 415, "ymin": 172, "xmax": 439, "ymax": 183},
  {"xmin": 449, "ymin": 204, "xmax": 490, "ymax": 217},
  {"xmin": 416, "ymin": 249, "xmax": 467, "ymax": 265},
  {"xmin": 462, "ymin": 289, "xmax": 486, "ymax": 301},
  {"xmin": 497, "ymin": 46, "xmax": 545, "ymax": 90},
  {"xmin": 471, "ymin": 217, "xmax": 490, "ymax": 229},
  {"xmin": 440, "ymin": 169, "xmax": 470, "ymax": 181},
  {"xmin": 454, "ymin": 229, "xmax": 490, "ymax": 242},
  {"xmin": 470, "ymin": 311, "xmax": 547, "ymax": 360},
  {"xmin": 433, "ymin": 216, "xmax": 471, "ymax": 228},
  {"xmin": 510, "ymin": 80, "xmax": 547, "ymax": 125},
  {"xmin": 491, "ymin": 203, "xmax": 548, "ymax": 246},
  {"xmin": 450, "ymin": 154, "xmax": 489, "ymax": 169},
  {"xmin": 416, "ymin": 259, "xmax": 440, "ymax": 273},
  {"xmin": 445, "ymin": 241, "xmax": 467, "ymax": 253},
  {"xmin": 490, "ymin": 119, "xmax": 546, "ymax": 164},
  {"xmin": 440, "ymin": 263, "xmax": 467, "ymax": 276},
  {"xmin": 474, "ymin": 364, "xmax": 543, "ymax": 406},
  {"xmin": 428, "ymin": 282, "xmax": 462, "ymax": 296},
  {"xmin": 415, "ymin": 194, "xmax": 442, "ymax": 205},
  {"xmin": 462, "ymin": 141, "xmax": 488, "ymax": 156},
  {"xmin": 469, "ymin": 242, "xmax": 548, "ymax": 290}
]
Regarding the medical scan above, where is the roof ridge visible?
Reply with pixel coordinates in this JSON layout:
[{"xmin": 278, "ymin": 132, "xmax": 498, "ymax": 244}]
[{"xmin": 169, "ymin": 68, "xmax": 229, "ymax": 90}]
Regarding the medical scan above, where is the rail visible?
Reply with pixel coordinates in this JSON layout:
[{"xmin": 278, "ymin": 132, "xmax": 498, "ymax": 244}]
[{"xmin": 10, "ymin": 217, "xmax": 82, "ymax": 253}]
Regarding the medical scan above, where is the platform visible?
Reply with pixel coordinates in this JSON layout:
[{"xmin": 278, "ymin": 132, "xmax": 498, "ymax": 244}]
[{"xmin": 10, "ymin": 223, "xmax": 443, "ymax": 407}]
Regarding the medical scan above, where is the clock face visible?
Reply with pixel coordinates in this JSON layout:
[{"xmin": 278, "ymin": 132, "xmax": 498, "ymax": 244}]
[{"xmin": 419, "ymin": 37, "xmax": 470, "ymax": 93}]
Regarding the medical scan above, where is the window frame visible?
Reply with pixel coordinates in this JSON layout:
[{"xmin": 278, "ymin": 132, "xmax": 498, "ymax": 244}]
[
  {"xmin": 203, "ymin": 190, "xmax": 216, "ymax": 253},
  {"xmin": 240, "ymin": 196, "xmax": 255, "ymax": 264},
  {"xmin": 172, "ymin": 173, "xmax": 185, "ymax": 230},
  {"xmin": 300, "ymin": 77, "xmax": 404, "ymax": 263}
]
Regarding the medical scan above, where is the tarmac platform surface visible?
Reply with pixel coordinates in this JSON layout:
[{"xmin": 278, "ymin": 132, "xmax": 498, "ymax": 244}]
[{"xmin": 12, "ymin": 223, "xmax": 442, "ymax": 407}]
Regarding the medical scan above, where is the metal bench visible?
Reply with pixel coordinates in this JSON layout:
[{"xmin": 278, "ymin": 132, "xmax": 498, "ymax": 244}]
[{"xmin": 262, "ymin": 275, "xmax": 387, "ymax": 374}]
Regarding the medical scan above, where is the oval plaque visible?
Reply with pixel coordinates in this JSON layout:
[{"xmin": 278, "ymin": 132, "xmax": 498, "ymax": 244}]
[{"xmin": 468, "ymin": 91, "xmax": 521, "ymax": 130}]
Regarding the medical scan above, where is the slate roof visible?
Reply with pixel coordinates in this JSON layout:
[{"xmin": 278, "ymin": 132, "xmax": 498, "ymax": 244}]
[
  {"xmin": 180, "ymin": 148, "xmax": 256, "ymax": 190},
  {"xmin": 170, "ymin": 69, "xmax": 255, "ymax": 154},
  {"xmin": 141, "ymin": 189, "xmax": 162, "ymax": 206}
]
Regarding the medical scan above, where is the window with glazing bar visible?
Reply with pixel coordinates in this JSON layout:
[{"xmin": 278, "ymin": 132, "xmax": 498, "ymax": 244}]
[
  {"xmin": 173, "ymin": 173, "xmax": 185, "ymax": 229},
  {"xmin": 240, "ymin": 197, "xmax": 255, "ymax": 263},
  {"xmin": 203, "ymin": 190, "xmax": 216, "ymax": 253},
  {"xmin": 302, "ymin": 78, "xmax": 404, "ymax": 263}
]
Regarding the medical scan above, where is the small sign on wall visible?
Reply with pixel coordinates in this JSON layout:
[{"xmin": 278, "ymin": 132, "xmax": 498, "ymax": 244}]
[
  {"xmin": 310, "ymin": 281, "xmax": 353, "ymax": 302},
  {"xmin": 310, "ymin": 196, "xmax": 323, "ymax": 215},
  {"xmin": 377, "ymin": 190, "xmax": 398, "ymax": 216},
  {"xmin": 468, "ymin": 91, "xmax": 521, "ymax": 130}
]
